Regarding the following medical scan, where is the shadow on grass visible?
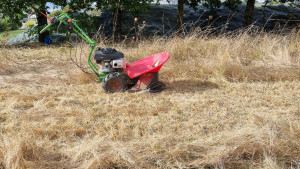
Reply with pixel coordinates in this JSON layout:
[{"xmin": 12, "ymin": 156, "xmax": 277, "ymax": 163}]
[{"xmin": 166, "ymin": 79, "xmax": 219, "ymax": 93}]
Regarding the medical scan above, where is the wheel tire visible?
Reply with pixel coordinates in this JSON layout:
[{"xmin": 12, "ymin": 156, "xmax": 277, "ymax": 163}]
[
  {"xmin": 148, "ymin": 81, "xmax": 166, "ymax": 93},
  {"xmin": 102, "ymin": 72, "xmax": 127, "ymax": 93}
]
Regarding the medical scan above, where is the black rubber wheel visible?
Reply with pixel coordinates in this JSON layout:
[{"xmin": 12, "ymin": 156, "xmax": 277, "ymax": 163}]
[
  {"xmin": 148, "ymin": 81, "xmax": 166, "ymax": 93},
  {"xmin": 102, "ymin": 72, "xmax": 127, "ymax": 93}
]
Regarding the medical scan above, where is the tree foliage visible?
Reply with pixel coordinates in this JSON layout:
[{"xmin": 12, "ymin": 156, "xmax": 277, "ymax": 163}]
[
  {"xmin": 0, "ymin": 1, "xmax": 25, "ymax": 30},
  {"xmin": 0, "ymin": 0, "xmax": 156, "ymax": 42},
  {"xmin": 70, "ymin": 0, "xmax": 154, "ymax": 16},
  {"xmin": 0, "ymin": 0, "xmax": 68, "ymax": 42},
  {"xmin": 69, "ymin": 0, "xmax": 155, "ymax": 41}
]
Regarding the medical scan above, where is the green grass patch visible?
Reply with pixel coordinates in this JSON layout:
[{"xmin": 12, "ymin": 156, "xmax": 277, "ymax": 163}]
[{"xmin": 0, "ymin": 29, "xmax": 27, "ymax": 41}]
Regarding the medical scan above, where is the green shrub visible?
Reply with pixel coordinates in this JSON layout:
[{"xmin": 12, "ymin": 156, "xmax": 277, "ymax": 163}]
[
  {"xmin": 26, "ymin": 20, "xmax": 35, "ymax": 29},
  {"xmin": 0, "ymin": 19, "xmax": 11, "ymax": 32}
]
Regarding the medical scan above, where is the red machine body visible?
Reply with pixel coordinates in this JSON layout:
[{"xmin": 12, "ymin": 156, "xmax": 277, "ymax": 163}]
[
  {"xmin": 123, "ymin": 52, "xmax": 170, "ymax": 78},
  {"xmin": 123, "ymin": 52, "xmax": 170, "ymax": 92}
]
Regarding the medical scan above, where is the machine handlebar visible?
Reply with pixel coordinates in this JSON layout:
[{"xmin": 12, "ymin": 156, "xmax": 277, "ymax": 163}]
[
  {"xmin": 38, "ymin": 12, "xmax": 99, "ymax": 75},
  {"xmin": 40, "ymin": 23, "xmax": 53, "ymax": 34}
]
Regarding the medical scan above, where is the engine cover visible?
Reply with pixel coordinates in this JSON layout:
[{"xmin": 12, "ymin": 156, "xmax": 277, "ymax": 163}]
[{"xmin": 94, "ymin": 47, "xmax": 124, "ymax": 63}]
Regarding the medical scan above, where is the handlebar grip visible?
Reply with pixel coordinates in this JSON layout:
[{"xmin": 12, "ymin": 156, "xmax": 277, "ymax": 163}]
[{"xmin": 40, "ymin": 24, "xmax": 52, "ymax": 34}]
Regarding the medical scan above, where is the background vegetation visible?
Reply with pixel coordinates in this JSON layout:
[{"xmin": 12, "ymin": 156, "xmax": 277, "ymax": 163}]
[{"xmin": 1, "ymin": 0, "xmax": 298, "ymax": 43}]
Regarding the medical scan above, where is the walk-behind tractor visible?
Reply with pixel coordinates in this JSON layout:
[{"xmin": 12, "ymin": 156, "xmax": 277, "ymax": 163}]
[{"xmin": 40, "ymin": 13, "xmax": 169, "ymax": 93}]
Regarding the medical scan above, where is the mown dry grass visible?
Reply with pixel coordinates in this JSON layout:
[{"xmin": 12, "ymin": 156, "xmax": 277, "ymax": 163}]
[{"xmin": 0, "ymin": 31, "xmax": 300, "ymax": 169}]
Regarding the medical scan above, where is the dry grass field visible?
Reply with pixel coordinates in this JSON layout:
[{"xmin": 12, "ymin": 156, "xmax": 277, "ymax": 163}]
[{"xmin": 0, "ymin": 31, "xmax": 300, "ymax": 169}]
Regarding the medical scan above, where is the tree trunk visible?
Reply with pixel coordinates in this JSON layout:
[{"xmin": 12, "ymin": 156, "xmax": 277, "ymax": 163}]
[
  {"xmin": 37, "ymin": 8, "xmax": 49, "ymax": 43},
  {"xmin": 113, "ymin": 7, "xmax": 122, "ymax": 42},
  {"xmin": 244, "ymin": 0, "xmax": 255, "ymax": 26},
  {"xmin": 177, "ymin": 0, "xmax": 184, "ymax": 33}
]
